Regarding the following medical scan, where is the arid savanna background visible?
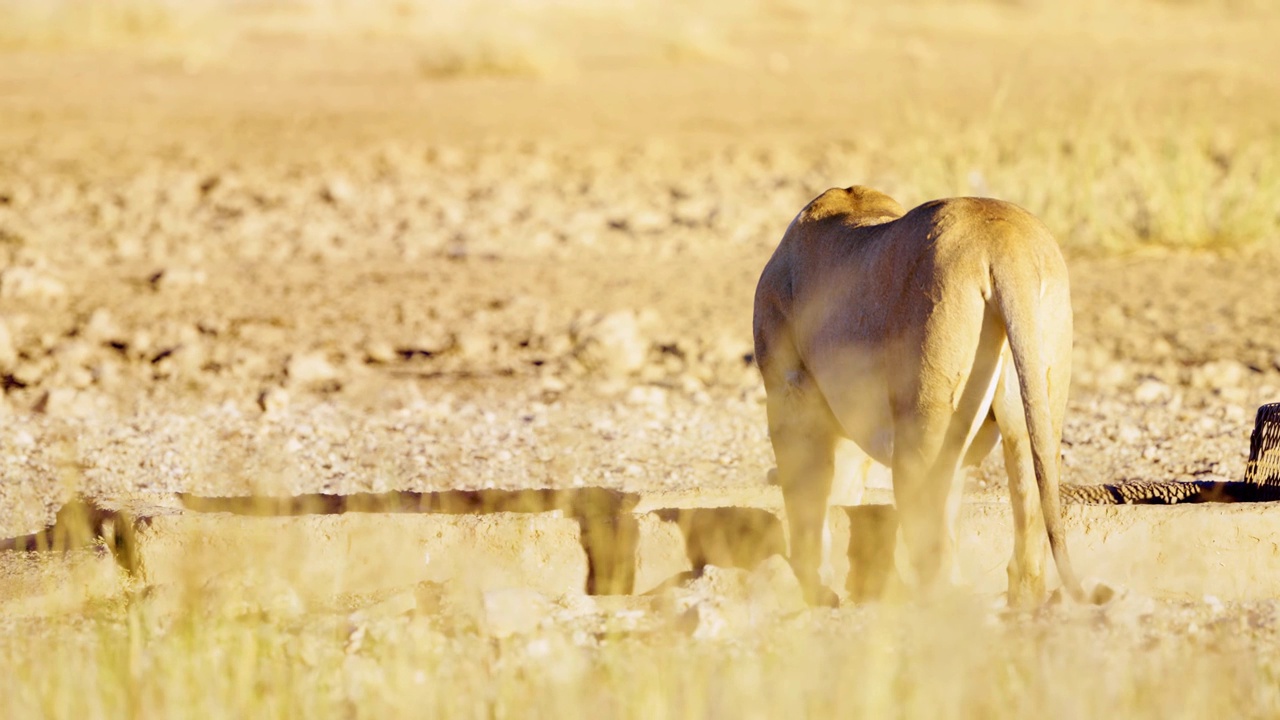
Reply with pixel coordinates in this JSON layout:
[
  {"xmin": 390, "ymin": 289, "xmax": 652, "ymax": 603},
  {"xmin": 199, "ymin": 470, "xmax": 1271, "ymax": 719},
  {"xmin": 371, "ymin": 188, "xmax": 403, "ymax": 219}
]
[{"xmin": 2, "ymin": 0, "xmax": 1280, "ymax": 717}]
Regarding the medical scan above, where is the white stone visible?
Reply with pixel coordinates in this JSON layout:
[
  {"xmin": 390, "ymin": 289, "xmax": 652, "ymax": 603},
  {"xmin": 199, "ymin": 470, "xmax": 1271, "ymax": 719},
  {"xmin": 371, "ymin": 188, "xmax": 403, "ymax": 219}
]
[
  {"xmin": 480, "ymin": 588, "xmax": 551, "ymax": 638},
  {"xmin": 286, "ymin": 352, "xmax": 341, "ymax": 387},
  {"xmin": 0, "ymin": 319, "xmax": 14, "ymax": 370},
  {"xmin": 571, "ymin": 310, "xmax": 649, "ymax": 378},
  {"xmin": 0, "ymin": 266, "xmax": 66, "ymax": 299},
  {"xmin": 364, "ymin": 340, "xmax": 398, "ymax": 364},
  {"xmin": 748, "ymin": 554, "xmax": 807, "ymax": 616},
  {"xmin": 1133, "ymin": 379, "xmax": 1171, "ymax": 404},
  {"xmin": 258, "ymin": 386, "xmax": 290, "ymax": 414},
  {"xmin": 625, "ymin": 385, "xmax": 668, "ymax": 408},
  {"xmin": 1191, "ymin": 360, "xmax": 1250, "ymax": 391}
]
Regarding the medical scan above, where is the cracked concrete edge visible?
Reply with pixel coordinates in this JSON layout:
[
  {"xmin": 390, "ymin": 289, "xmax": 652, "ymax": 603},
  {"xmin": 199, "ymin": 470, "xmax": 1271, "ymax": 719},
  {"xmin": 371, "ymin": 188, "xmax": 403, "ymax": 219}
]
[
  {"xmin": 10, "ymin": 486, "xmax": 1280, "ymax": 610},
  {"xmin": 116, "ymin": 495, "xmax": 1280, "ymax": 603},
  {"xmin": 0, "ymin": 548, "xmax": 125, "ymax": 617},
  {"xmin": 959, "ymin": 501, "xmax": 1280, "ymax": 600}
]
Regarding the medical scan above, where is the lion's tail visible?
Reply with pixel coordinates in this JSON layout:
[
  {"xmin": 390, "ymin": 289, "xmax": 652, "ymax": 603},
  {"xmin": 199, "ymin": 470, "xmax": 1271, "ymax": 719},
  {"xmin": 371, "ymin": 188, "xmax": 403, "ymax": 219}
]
[{"xmin": 991, "ymin": 259, "xmax": 1084, "ymax": 602}]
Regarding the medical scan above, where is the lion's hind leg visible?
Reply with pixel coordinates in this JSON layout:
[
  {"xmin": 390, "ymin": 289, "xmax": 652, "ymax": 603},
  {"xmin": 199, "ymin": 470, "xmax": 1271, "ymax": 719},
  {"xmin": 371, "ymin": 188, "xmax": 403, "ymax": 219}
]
[
  {"xmin": 890, "ymin": 409, "xmax": 967, "ymax": 594},
  {"xmin": 992, "ymin": 351, "xmax": 1049, "ymax": 606},
  {"xmin": 764, "ymin": 367, "xmax": 841, "ymax": 607},
  {"xmin": 890, "ymin": 304, "xmax": 1005, "ymax": 595}
]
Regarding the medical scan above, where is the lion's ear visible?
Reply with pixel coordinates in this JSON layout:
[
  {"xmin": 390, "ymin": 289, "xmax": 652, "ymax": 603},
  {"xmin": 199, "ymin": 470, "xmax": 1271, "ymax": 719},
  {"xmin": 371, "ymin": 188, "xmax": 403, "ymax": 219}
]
[
  {"xmin": 800, "ymin": 186, "xmax": 903, "ymax": 225},
  {"xmin": 799, "ymin": 187, "xmax": 855, "ymax": 223},
  {"xmin": 847, "ymin": 186, "xmax": 905, "ymax": 222}
]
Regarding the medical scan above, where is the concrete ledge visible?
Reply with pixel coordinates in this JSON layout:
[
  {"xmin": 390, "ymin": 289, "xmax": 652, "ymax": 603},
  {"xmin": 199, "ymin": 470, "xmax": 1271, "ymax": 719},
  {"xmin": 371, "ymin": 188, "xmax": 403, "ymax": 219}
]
[
  {"xmin": 0, "ymin": 548, "xmax": 123, "ymax": 617},
  {"xmin": 637, "ymin": 500, "xmax": 1280, "ymax": 601},
  {"xmin": 959, "ymin": 502, "xmax": 1280, "ymax": 600},
  {"xmin": 135, "ymin": 512, "xmax": 589, "ymax": 603},
  {"xmin": 62, "ymin": 490, "xmax": 1280, "ymax": 606}
]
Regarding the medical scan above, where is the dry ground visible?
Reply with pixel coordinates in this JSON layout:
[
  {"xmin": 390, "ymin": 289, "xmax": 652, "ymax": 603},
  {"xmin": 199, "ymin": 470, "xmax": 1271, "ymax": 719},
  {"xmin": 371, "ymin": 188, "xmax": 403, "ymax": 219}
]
[{"xmin": 2, "ymin": 1, "xmax": 1280, "ymax": 717}]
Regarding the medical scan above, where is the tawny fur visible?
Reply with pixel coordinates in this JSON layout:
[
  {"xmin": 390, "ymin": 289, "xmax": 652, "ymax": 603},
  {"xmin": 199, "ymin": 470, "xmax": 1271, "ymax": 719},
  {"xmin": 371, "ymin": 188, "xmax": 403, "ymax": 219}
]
[{"xmin": 753, "ymin": 185, "xmax": 1082, "ymax": 606}]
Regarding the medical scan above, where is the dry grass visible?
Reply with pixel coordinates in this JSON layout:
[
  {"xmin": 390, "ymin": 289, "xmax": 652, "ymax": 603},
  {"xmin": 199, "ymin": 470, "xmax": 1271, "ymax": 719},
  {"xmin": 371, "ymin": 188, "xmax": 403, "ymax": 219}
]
[
  {"xmin": 881, "ymin": 119, "xmax": 1280, "ymax": 253},
  {"xmin": 410, "ymin": 25, "xmax": 574, "ymax": 80},
  {"xmin": 1, "ymin": 587, "xmax": 1278, "ymax": 719},
  {"xmin": 0, "ymin": 0, "xmax": 216, "ymax": 50}
]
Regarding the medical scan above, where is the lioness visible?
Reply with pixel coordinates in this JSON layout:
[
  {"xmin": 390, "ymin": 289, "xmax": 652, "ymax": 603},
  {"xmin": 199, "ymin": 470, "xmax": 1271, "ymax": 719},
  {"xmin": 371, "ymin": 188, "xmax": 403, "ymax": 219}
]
[{"xmin": 753, "ymin": 186, "xmax": 1082, "ymax": 606}]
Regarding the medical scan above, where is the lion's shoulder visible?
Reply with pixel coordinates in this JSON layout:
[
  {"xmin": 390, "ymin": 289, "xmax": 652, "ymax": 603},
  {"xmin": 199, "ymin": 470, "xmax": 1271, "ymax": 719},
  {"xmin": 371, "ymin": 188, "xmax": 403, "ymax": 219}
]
[{"xmin": 909, "ymin": 196, "xmax": 1043, "ymax": 231}]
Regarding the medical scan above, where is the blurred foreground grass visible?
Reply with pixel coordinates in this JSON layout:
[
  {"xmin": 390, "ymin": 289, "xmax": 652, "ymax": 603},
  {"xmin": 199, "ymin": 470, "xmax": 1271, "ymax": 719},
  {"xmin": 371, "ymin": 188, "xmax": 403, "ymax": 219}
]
[
  {"xmin": 4, "ymin": 502, "xmax": 1278, "ymax": 719},
  {"xmin": 1, "ymin": 591, "xmax": 1278, "ymax": 719}
]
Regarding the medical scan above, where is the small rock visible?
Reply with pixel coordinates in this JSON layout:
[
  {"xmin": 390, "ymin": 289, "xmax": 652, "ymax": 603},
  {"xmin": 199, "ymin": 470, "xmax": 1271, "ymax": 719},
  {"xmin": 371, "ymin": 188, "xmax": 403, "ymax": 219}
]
[
  {"xmin": 685, "ymin": 599, "xmax": 732, "ymax": 640},
  {"xmin": 702, "ymin": 332, "xmax": 752, "ymax": 369},
  {"xmin": 682, "ymin": 568, "xmax": 754, "ymax": 637},
  {"xmin": 455, "ymin": 331, "xmax": 494, "ymax": 361},
  {"xmin": 364, "ymin": 340, "xmax": 399, "ymax": 364},
  {"xmin": 81, "ymin": 308, "xmax": 123, "ymax": 344},
  {"xmin": 1094, "ymin": 362, "xmax": 1130, "ymax": 389},
  {"xmin": 479, "ymin": 588, "xmax": 551, "ymax": 638},
  {"xmin": 10, "ymin": 360, "xmax": 45, "ymax": 387},
  {"xmin": 258, "ymin": 386, "xmax": 290, "ymax": 414},
  {"xmin": 196, "ymin": 317, "xmax": 227, "ymax": 336},
  {"xmin": 128, "ymin": 329, "xmax": 154, "ymax": 357},
  {"xmin": 1097, "ymin": 306, "xmax": 1127, "ymax": 331},
  {"xmin": 0, "ymin": 266, "xmax": 66, "ymax": 299},
  {"xmin": 571, "ymin": 310, "xmax": 649, "ymax": 378},
  {"xmin": 1115, "ymin": 423, "xmax": 1143, "ymax": 444},
  {"xmin": 1190, "ymin": 359, "xmax": 1250, "ymax": 392},
  {"xmin": 65, "ymin": 366, "xmax": 94, "ymax": 389},
  {"xmin": 321, "ymin": 176, "xmax": 357, "ymax": 205},
  {"xmin": 0, "ymin": 318, "xmax": 15, "ymax": 370},
  {"xmin": 1097, "ymin": 586, "xmax": 1156, "ymax": 625},
  {"xmin": 625, "ymin": 385, "xmax": 668, "ymax": 408},
  {"xmin": 286, "ymin": 352, "xmax": 341, "ymax": 388},
  {"xmin": 539, "ymin": 376, "xmax": 568, "ymax": 394},
  {"xmin": 404, "ymin": 331, "xmax": 452, "ymax": 356},
  {"xmin": 152, "ymin": 343, "xmax": 205, "ymax": 380},
  {"xmin": 612, "ymin": 209, "xmax": 668, "ymax": 234},
  {"xmin": 1133, "ymin": 378, "xmax": 1170, "ymax": 404},
  {"xmin": 412, "ymin": 581, "xmax": 445, "ymax": 615},
  {"xmin": 352, "ymin": 590, "xmax": 417, "ymax": 619},
  {"xmin": 661, "ymin": 561, "xmax": 808, "ymax": 640},
  {"xmin": 33, "ymin": 388, "xmax": 87, "ymax": 417},
  {"xmin": 748, "ymin": 554, "xmax": 807, "ymax": 616},
  {"xmin": 542, "ymin": 333, "xmax": 573, "ymax": 358},
  {"xmin": 203, "ymin": 576, "xmax": 306, "ymax": 619},
  {"xmin": 672, "ymin": 197, "xmax": 716, "ymax": 226},
  {"xmin": 148, "ymin": 267, "xmax": 207, "ymax": 290},
  {"xmin": 552, "ymin": 593, "xmax": 599, "ymax": 624},
  {"xmin": 1148, "ymin": 337, "xmax": 1175, "ymax": 359}
]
